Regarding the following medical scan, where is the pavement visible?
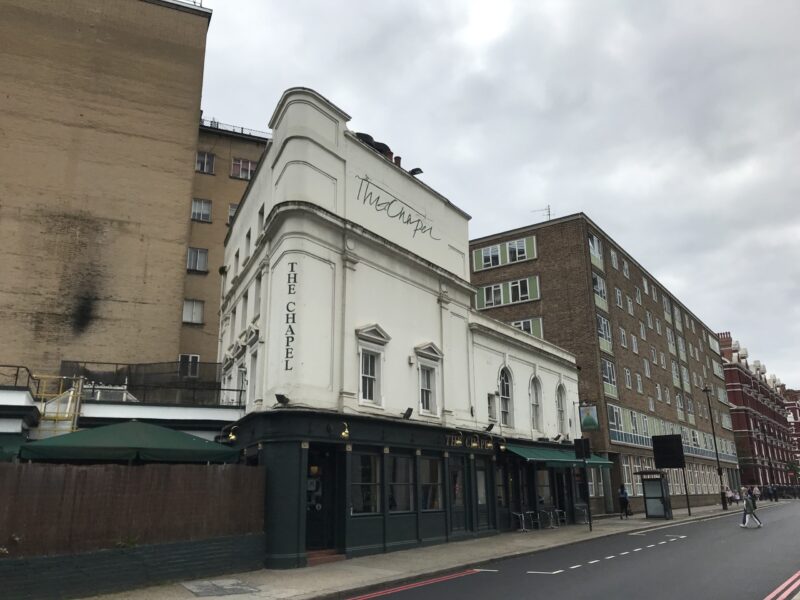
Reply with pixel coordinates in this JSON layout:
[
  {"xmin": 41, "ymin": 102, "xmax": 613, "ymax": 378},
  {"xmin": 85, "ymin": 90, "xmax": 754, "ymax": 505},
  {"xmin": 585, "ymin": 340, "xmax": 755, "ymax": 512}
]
[{"xmin": 86, "ymin": 501, "xmax": 798, "ymax": 600}]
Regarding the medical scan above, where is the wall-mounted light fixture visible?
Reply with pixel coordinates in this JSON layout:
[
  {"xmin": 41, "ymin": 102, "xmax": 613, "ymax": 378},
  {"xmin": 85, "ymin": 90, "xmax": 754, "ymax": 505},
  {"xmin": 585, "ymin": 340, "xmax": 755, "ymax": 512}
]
[
  {"xmin": 498, "ymin": 437, "xmax": 507, "ymax": 452},
  {"xmin": 227, "ymin": 426, "xmax": 238, "ymax": 442},
  {"xmin": 402, "ymin": 407, "xmax": 413, "ymax": 420},
  {"xmin": 485, "ymin": 423, "xmax": 494, "ymax": 432},
  {"xmin": 275, "ymin": 393, "xmax": 289, "ymax": 405},
  {"xmin": 454, "ymin": 431, "xmax": 464, "ymax": 447},
  {"xmin": 340, "ymin": 422, "xmax": 350, "ymax": 440}
]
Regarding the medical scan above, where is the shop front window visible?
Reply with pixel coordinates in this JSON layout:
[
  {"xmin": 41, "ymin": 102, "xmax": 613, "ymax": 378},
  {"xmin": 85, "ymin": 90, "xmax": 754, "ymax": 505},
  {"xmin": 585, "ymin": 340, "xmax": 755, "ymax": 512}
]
[
  {"xmin": 352, "ymin": 454, "xmax": 381, "ymax": 514},
  {"xmin": 387, "ymin": 455, "xmax": 414, "ymax": 512},
  {"xmin": 495, "ymin": 464, "xmax": 507, "ymax": 508},
  {"xmin": 420, "ymin": 457, "xmax": 443, "ymax": 511}
]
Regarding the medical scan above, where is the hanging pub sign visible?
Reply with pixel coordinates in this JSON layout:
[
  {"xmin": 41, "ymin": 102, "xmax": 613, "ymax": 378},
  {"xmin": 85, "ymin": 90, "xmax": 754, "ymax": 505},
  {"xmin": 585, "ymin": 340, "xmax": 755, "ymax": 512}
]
[{"xmin": 579, "ymin": 404, "xmax": 600, "ymax": 431}]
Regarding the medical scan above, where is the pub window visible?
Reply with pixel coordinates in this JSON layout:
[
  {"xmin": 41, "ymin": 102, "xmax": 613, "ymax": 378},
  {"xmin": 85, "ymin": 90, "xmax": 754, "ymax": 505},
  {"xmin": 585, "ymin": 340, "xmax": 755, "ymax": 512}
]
[
  {"xmin": 420, "ymin": 457, "xmax": 443, "ymax": 511},
  {"xmin": 352, "ymin": 454, "xmax": 381, "ymax": 514},
  {"xmin": 387, "ymin": 455, "xmax": 415, "ymax": 512}
]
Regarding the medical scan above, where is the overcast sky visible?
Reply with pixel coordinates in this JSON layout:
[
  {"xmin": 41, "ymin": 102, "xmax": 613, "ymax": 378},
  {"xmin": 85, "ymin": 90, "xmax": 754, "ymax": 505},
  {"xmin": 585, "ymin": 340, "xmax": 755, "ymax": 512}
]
[{"xmin": 199, "ymin": 0, "xmax": 800, "ymax": 387}]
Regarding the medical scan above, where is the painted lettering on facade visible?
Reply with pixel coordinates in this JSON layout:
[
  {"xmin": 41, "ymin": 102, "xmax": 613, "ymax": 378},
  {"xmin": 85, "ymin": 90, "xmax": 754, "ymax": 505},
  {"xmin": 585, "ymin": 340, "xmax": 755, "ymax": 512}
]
[
  {"xmin": 355, "ymin": 175, "xmax": 441, "ymax": 241},
  {"xmin": 445, "ymin": 434, "xmax": 493, "ymax": 450},
  {"xmin": 284, "ymin": 262, "xmax": 298, "ymax": 371}
]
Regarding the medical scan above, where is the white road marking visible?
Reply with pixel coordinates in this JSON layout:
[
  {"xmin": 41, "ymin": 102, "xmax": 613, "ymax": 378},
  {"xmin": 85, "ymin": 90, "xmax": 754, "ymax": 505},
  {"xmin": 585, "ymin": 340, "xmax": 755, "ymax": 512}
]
[
  {"xmin": 474, "ymin": 569, "xmax": 499, "ymax": 572},
  {"xmin": 633, "ymin": 548, "xmax": 642, "ymax": 552},
  {"xmin": 605, "ymin": 556, "xmax": 615, "ymax": 559},
  {"xmin": 647, "ymin": 544, "xmax": 655, "ymax": 548},
  {"xmin": 658, "ymin": 541, "xmax": 667, "ymax": 545},
  {"xmin": 527, "ymin": 570, "xmax": 563, "ymax": 575},
  {"xmin": 620, "ymin": 551, "xmax": 630, "ymax": 555},
  {"xmin": 588, "ymin": 560, "xmax": 600, "ymax": 564},
  {"xmin": 570, "ymin": 565, "xmax": 581, "ymax": 569}
]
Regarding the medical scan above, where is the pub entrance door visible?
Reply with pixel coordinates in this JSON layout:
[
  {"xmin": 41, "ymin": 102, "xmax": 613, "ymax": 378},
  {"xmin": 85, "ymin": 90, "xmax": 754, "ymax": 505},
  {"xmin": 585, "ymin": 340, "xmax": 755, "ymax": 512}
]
[
  {"xmin": 306, "ymin": 445, "xmax": 336, "ymax": 550},
  {"xmin": 449, "ymin": 455, "xmax": 470, "ymax": 532}
]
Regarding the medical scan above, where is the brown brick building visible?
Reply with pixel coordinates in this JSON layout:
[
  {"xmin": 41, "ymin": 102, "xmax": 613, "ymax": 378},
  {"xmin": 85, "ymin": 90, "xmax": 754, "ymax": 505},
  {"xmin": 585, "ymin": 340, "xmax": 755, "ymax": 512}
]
[
  {"xmin": 719, "ymin": 333, "xmax": 794, "ymax": 486},
  {"xmin": 470, "ymin": 213, "xmax": 739, "ymax": 512},
  {"xmin": 0, "ymin": 0, "xmax": 267, "ymax": 378},
  {"xmin": 181, "ymin": 122, "xmax": 268, "ymax": 367}
]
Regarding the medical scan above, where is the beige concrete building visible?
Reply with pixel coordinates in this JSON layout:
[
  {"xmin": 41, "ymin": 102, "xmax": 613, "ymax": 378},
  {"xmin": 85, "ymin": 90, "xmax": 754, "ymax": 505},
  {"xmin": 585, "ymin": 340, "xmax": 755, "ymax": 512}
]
[
  {"xmin": 181, "ymin": 121, "xmax": 268, "ymax": 365},
  {"xmin": 0, "ymin": 0, "xmax": 211, "ymax": 376}
]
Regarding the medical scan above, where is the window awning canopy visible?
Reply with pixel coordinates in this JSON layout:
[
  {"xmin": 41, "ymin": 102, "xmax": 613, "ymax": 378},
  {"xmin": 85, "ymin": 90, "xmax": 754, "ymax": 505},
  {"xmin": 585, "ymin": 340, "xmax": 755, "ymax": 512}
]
[{"xmin": 506, "ymin": 443, "xmax": 613, "ymax": 468}]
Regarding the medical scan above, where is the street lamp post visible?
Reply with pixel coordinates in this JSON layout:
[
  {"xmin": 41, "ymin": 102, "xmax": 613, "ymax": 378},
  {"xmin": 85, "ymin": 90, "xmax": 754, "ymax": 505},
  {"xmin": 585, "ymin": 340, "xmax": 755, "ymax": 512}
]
[{"xmin": 703, "ymin": 386, "xmax": 728, "ymax": 510}]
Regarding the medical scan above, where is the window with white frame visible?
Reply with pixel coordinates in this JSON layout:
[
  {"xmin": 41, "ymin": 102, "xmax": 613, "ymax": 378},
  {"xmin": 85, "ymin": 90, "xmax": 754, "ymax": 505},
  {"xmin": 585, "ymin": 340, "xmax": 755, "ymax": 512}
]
[
  {"xmin": 635, "ymin": 287, "xmax": 642, "ymax": 305},
  {"xmin": 631, "ymin": 334, "xmax": 639, "ymax": 354},
  {"xmin": 484, "ymin": 284, "xmax": 502, "ymax": 307},
  {"xmin": 488, "ymin": 393, "xmax": 497, "ymax": 422},
  {"xmin": 499, "ymin": 368, "xmax": 513, "ymax": 426},
  {"xmin": 615, "ymin": 287, "xmax": 623, "ymax": 307},
  {"xmin": 356, "ymin": 325, "xmax": 390, "ymax": 406},
  {"xmin": 556, "ymin": 385, "xmax": 567, "ymax": 434},
  {"xmin": 231, "ymin": 157, "xmax": 257, "ymax": 180},
  {"xmin": 191, "ymin": 198, "xmax": 212, "ymax": 222},
  {"xmin": 656, "ymin": 318, "xmax": 662, "ymax": 335},
  {"xmin": 511, "ymin": 318, "xmax": 543, "ymax": 338},
  {"xmin": 597, "ymin": 313, "xmax": 612, "ymax": 345},
  {"xmin": 642, "ymin": 278, "xmax": 649, "ymax": 295},
  {"xmin": 182, "ymin": 299, "xmax": 204, "ymax": 324},
  {"xmin": 656, "ymin": 383, "xmax": 662, "ymax": 401},
  {"xmin": 648, "ymin": 396, "xmax": 655, "ymax": 412},
  {"xmin": 507, "ymin": 239, "xmax": 526, "ymax": 262},
  {"xmin": 186, "ymin": 247, "xmax": 208, "ymax": 272},
  {"xmin": 530, "ymin": 377, "xmax": 542, "ymax": 431},
  {"xmin": 420, "ymin": 365, "xmax": 435, "ymax": 414},
  {"xmin": 228, "ymin": 203, "xmax": 239, "ymax": 225},
  {"xmin": 619, "ymin": 327, "xmax": 628, "ymax": 348},
  {"xmin": 592, "ymin": 272, "xmax": 607, "ymax": 300},
  {"xmin": 622, "ymin": 259, "xmax": 630, "ymax": 278},
  {"xmin": 643, "ymin": 359, "xmax": 651, "ymax": 378},
  {"xmin": 627, "ymin": 296, "xmax": 634, "ymax": 315},
  {"xmin": 588, "ymin": 232, "xmax": 603, "ymax": 260},
  {"xmin": 510, "ymin": 278, "xmax": 530, "ymax": 302},
  {"xmin": 652, "ymin": 285, "xmax": 658, "ymax": 302},
  {"xmin": 650, "ymin": 346, "xmax": 657, "ymax": 363},
  {"xmin": 624, "ymin": 368, "xmax": 632, "ymax": 389},
  {"xmin": 636, "ymin": 373, "xmax": 643, "ymax": 393},
  {"xmin": 640, "ymin": 321, "xmax": 647, "ymax": 340},
  {"xmin": 361, "ymin": 350, "xmax": 380, "ymax": 404},
  {"xmin": 482, "ymin": 245, "xmax": 499, "ymax": 268},
  {"xmin": 646, "ymin": 311, "xmax": 653, "ymax": 329},
  {"xmin": 195, "ymin": 151, "xmax": 214, "ymax": 174},
  {"xmin": 601, "ymin": 358, "xmax": 617, "ymax": 388},
  {"xmin": 665, "ymin": 388, "xmax": 671, "ymax": 405}
]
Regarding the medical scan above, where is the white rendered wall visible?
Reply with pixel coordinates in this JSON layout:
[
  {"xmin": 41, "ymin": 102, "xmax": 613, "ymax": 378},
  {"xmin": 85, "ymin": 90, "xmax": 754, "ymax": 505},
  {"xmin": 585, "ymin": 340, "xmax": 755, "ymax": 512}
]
[{"xmin": 220, "ymin": 88, "xmax": 579, "ymax": 442}]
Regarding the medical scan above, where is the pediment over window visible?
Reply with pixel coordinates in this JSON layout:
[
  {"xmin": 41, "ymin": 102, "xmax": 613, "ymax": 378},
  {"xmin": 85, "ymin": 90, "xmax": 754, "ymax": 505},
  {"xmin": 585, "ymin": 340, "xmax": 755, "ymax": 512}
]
[
  {"xmin": 356, "ymin": 324, "xmax": 391, "ymax": 345},
  {"xmin": 414, "ymin": 342, "xmax": 443, "ymax": 362}
]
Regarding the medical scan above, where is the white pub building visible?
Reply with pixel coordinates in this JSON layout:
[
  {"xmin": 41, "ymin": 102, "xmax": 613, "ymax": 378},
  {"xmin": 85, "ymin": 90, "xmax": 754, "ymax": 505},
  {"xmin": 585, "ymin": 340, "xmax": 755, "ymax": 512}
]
[{"xmin": 220, "ymin": 88, "xmax": 609, "ymax": 568}]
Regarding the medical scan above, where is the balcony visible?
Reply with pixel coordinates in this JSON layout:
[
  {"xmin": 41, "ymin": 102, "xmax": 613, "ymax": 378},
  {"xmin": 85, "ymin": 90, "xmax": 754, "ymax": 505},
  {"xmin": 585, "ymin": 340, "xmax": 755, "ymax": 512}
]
[
  {"xmin": 664, "ymin": 311, "xmax": 672, "ymax": 324},
  {"xmin": 603, "ymin": 382, "xmax": 618, "ymax": 398},
  {"xmin": 599, "ymin": 337, "xmax": 613, "ymax": 354},
  {"xmin": 688, "ymin": 413, "xmax": 696, "ymax": 426},
  {"xmin": 594, "ymin": 293, "xmax": 609, "ymax": 312},
  {"xmin": 677, "ymin": 408, "xmax": 685, "ymax": 421},
  {"xmin": 590, "ymin": 253, "xmax": 604, "ymax": 270}
]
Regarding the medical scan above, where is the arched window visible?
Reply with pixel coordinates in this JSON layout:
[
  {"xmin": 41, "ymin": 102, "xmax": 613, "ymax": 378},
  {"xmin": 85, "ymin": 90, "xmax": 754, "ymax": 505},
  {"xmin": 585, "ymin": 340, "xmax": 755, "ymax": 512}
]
[
  {"xmin": 499, "ymin": 368, "xmax": 513, "ymax": 427},
  {"xmin": 556, "ymin": 384, "xmax": 566, "ymax": 434},
  {"xmin": 530, "ymin": 377, "xmax": 542, "ymax": 431}
]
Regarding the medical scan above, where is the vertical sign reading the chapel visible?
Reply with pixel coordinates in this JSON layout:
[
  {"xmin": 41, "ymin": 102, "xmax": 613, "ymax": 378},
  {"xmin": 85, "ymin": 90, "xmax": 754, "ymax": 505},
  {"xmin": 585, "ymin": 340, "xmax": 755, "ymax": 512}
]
[{"xmin": 284, "ymin": 261, "xmax": 298, "ymax": 370}]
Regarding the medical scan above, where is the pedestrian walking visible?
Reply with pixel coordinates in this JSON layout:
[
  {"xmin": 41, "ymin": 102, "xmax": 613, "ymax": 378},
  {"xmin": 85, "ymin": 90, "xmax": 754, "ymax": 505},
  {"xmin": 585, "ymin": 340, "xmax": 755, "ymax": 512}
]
[
  {"xmin": 771, "ymin": 483, "xmax": 778, "ymax": 502},
  {"xmin": 618, "ymin": 484, "xmax": 630, "ymax": 520},
  {"xmin": 753, "ymin": 485, "xmax": 761, "ymax": 502},
  {"xmin": 725, "ymin": 486, "xmax": 734, "ymax": 506},
  {"xmin": 740, "ymin": 488, "xmax": 763, "ymax": 529}
]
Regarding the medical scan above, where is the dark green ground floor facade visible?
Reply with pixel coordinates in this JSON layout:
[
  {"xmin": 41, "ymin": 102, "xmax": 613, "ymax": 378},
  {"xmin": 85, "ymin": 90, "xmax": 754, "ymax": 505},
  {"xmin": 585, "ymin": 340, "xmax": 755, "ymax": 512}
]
[{"xmin": 233, "ymin": 409, "xmax": 606, "ymax": 568}]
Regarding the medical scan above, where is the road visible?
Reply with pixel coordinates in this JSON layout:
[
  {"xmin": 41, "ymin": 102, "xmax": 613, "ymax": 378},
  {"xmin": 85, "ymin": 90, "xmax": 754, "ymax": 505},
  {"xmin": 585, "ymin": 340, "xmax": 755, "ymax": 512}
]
[{"xmin": 351, "ymin": 501, "xmax": 800, "ymax": 600}]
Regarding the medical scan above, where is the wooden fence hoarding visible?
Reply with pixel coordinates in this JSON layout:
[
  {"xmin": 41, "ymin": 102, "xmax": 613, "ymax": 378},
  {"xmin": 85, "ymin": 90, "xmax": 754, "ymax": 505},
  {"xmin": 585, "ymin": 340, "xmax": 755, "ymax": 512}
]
[{"xmin": 0, "ymin": 463, "xmax": 264, "ymax": 557}]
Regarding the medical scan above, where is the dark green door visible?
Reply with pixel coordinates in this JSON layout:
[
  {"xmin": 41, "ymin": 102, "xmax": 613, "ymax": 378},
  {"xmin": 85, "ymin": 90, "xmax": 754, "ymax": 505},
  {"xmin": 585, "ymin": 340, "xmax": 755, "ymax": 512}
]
[
  {"xmin": 449, "ymin": 455, "xmax": 467, "ymax": 531},
  {"xmin": 306, "ymin": 447, "xmax": 336, "ymax": 550},
  {"xmin": 476, "ymin": 458, "xmax": 491, "ymax": 529}
]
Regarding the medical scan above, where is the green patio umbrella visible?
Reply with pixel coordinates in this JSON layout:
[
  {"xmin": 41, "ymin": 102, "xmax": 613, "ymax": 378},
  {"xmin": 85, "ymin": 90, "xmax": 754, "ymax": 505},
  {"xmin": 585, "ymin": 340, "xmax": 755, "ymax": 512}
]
[{"xmin": 19, "ymin": 420, "xmax": 238, "ymax": 463}]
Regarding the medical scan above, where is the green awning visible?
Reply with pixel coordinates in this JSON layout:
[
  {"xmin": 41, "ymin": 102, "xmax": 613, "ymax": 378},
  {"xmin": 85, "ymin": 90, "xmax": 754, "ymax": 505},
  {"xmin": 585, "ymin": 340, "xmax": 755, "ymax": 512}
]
[
  {"xmin": 19, "ymin": 421, "xmax": 238, "ymax": 463},
  {"xmin": 0, "ymin": 433, "xmax": 25, "ymax": 462},
  {"xmin": 506, "ymin": 443, "xmax": 613, "ymax": 468}
]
